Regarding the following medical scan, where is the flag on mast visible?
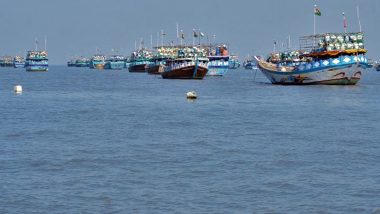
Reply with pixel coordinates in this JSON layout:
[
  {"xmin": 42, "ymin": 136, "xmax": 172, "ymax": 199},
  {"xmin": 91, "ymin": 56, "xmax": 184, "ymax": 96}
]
[
  {"xmin": 193, "ymin": 29, "xmax": 198, "ymax": 38},
  {"xmin": 314, "ymin": 6, "xmax": 321, "ymax": 16}
]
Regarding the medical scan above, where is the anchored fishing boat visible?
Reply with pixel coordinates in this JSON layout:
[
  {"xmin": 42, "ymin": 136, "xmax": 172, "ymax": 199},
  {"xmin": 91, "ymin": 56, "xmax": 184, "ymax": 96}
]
[
  {"xmin": 67, "ymin": 58, "xmax": 76, "ymax": 67},
  {"xmin": 75, "ymin": 57, "xmax": 90, "ymax": 67},
  {"xmin": 147, "ymin": 46, "xmax": 176, "ymax": 75},
  {"xmin": 105, "ymin": 55, "xmax": 125, "ymax": 70},
  {"xmin": 243, "ymin": 55, "xmax": 258, "ymax": 70},
  {"xmin": 0, "ymin": 56, "xmax": 14, "ymax": 67},
  {"xmin": 13, "ymin": 56, "xmax": 25, "ymax": 68},
  {"xmin": 375, "ymin": 63, "xmax": 380, "ymax": 71},
  {"xmin": 228, "ymin": 55, "xmax": 241, "ymax": 69},
  {"xmin": 89, "ymin": 54, "xmax": 106, "ymax": 69},
  {"xmin": 255, "ymin": 32, "xmax": 369, "ymax": 85},
  {"xmin": 128, "ymin": 48, "xmax": 153, "ymax": 72},
  {"xmin": 207, "ymin": 44, "xmax": 229, "ymax": 76},
  {"xmin": 25, "ymin": 51, "xmax": 48, "ymax": 71},
  {"xmin": 162, "ymin": 46, "xmax": 209, "ymax": 79}
]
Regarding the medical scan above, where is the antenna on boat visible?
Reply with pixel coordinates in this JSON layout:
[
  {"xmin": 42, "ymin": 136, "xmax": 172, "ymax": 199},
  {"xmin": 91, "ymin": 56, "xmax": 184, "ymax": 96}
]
[
  {"xmin": 288, "ymin": 35, "xmax": 291, "ymax": 50},
  {"xmin": 356, "ymin": 5, "xmax": 362, "ymax": 32}
]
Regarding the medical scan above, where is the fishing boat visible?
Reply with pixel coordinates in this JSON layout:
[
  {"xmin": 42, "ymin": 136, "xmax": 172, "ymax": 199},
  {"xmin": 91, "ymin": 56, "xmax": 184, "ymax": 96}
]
[
  {"xmin": 147, "ymin": 46, "xmax": 176, "ymax": 74},
  {"xmin": 67, "ymin": 58, "xmax": 76, "ymax": 67},
  {"xmin": 243, "ymin": 55, "xmax": 258, "ymax": 70},
  {"xmin": 0, "ymin": 56, "xmax": 14, "ymax": 67},
  {"xmin": 255, "ymin": 32, "xmax": 369, "ymax": 85},
  {"xmin": 13, "ymin": 56, "xmax": 25, "ymax": 68},
  {"xmin": 375, "ymin": 62, "xmax": 380, "ymax": 71},
  {"xmin": 89, "ymin": 54, "xmax": 106, "ymax": 69},
  {"xmin": 162, "ymin": 46, "xmax": 209, "ymax": 79},
  {"xmin": 207, "ymin": 44, "xmax": 229, "ymax": 76},
  {"xmin": 25, "ymin": 51, "xmax": 48, "ymax": 71},
  {"xmin": 228, "ymin": 55, "xmax": 241, "ymax": 69},
  {"xmin": 105, "ymin": 55, "xmax": 125, "ymax": 70},
  {"xmin": 75, "ymin": 57, "xmax": 90, "ymax": 67},
  {"xmin": 128, "ymin": 48, "xmax": 153, "ymax": 72}
]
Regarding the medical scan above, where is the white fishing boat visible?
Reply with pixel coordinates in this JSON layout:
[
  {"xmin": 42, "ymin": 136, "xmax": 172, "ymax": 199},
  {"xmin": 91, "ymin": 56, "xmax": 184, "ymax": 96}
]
[{"xmin": 255, "ymin": 32, "xmax": 369, "ymax": 85}]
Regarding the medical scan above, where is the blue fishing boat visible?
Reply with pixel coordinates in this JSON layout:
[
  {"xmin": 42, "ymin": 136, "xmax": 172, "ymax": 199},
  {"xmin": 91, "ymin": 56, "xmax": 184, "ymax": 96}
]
[
  {"xmin": 375, "ymin": 62, "xmax": 380, "ymax": 71},
  {"xmin": 255, "ymin": 32, "xmax": 369, "ymax": 85},
  {"xmin": 75, "ymin": 57, "xmax": 90, "ymax": 67},
  {"xmin": 228, "ymin": 55, "xmax": 241, "ymax": 69},
  {"xmin": 13, "ymin": 56, "xmax": 25, "ymax": 68},
  {"xmin": 25, "ymin": 51, "xmax": 48, "ymax": 72},
  {"xmin": 89, "ymin": 54, "xmax": 106, "ymax": 69},
  {"xmin": 243, "ymin": 55, "xmax": 258, "ymax": 70},
  {"xmin": 207, "ymin": 44, "xmax": 229, "ymax": 76},
  {"xmin": 105, "ymin": 55, "xmax": 125, "ymax": 70}
]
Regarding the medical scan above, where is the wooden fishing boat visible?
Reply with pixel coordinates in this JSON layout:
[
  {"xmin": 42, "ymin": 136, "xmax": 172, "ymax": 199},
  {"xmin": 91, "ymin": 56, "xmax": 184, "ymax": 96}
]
[{"xmin": 162, "ymin": 57, "xmax": 208, "ymax": 79}]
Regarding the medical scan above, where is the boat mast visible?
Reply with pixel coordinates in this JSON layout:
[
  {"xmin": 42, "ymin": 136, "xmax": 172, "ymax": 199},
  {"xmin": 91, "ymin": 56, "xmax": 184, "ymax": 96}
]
[
  {"xmin": 342, "ymin": 12, "xmax": 347, "ymax": 33},
  {"xmin": 180, "ymin": 30, "xmax": 183, "ymax": 46},
  {"xmin": 35, "ymin": 38, "xmax": 38, "ymax": 51},
  {"xmin": 150, "ymin": 34, "xmax": 153, "ymax": 50},
  {"xmin": 356, "ymin": 5, "xmax": 362, "ymax": 32},
  {"xmin": 160, "ymin": 30, "xmax": 164, "ymax": 47},
  {"xmin": 313, "ymin": 4, "xmax": 317, "ymax": 47},
  {"xmin": 176, "ymin": 22, "xmax": 179, "ymax": 44},
  {"xmin": 44, "ymin": 35, "xmax": 47, "ymax": 51},
  {"xmin": 156, "ymin": 32, "xmax": 159, "ymax": 48}
]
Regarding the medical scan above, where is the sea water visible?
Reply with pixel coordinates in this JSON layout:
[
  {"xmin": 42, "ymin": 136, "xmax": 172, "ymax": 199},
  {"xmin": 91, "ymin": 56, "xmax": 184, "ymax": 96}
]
[{"xmin": 1, "ymin": 67, "xmax": 379, "ymax": 213}]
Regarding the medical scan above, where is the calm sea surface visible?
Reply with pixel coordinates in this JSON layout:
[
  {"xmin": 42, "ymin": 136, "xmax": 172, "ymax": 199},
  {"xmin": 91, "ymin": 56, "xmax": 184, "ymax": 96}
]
[{"xmin": 1, "ymin": 66, "xmax": 380, "ymax": 213}]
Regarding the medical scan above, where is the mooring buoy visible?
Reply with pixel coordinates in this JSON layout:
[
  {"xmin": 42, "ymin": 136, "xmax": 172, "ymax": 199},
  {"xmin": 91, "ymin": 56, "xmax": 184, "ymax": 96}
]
[
  {"xmin": 186, "ymin": 91, "xmax": 197, "ymax": 99},
  {"xmin": 14, "ymin": 85, "xmax": 23, "ymax": 93}
]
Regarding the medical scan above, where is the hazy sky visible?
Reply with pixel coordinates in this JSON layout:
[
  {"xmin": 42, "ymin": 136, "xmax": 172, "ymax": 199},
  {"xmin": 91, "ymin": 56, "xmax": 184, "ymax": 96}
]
[{"xmin": 0, "ymin": 0, "xmax": 379, "ymax": 64}]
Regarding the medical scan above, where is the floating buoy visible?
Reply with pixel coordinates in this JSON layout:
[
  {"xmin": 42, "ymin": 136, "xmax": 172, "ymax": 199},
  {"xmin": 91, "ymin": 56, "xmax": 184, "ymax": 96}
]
[
  {"xmin": 186, "ymin": 91, "xmax": 197, "ymax": 99},
  {"xmin": 14, "ymin": 85, "xmax": 22, "ymax": 93}
]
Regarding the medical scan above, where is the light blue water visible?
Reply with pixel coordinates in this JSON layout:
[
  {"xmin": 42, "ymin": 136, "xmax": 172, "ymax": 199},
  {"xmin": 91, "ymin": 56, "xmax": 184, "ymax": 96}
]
[{"xmin": 1, "ymin": 67, "xmax": 380, "ymax": 213}]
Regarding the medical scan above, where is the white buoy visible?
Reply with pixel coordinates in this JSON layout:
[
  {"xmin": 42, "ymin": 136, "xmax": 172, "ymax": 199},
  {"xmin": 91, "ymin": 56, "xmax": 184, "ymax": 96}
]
[
  {"xmin": 14, "ymin": 85, "xmax": 23, "ymax": 93},
  {"xmin": 186, "ymin": 91, "xmax": 197, "ymax": 99}
]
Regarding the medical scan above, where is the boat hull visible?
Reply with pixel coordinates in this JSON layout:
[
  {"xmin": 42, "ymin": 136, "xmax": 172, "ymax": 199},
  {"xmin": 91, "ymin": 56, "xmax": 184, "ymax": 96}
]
[
  {"xmin": 207, "ymin": 66, "xmax": 228, "ymax": 76},
  {"xmin": 14, "ymin": 63, "xmax": 25, "ymax": 68},
  {"xmin": 207, "ymin": 56, "xmax": 229, "ymax": 76},
  {"xmin": 162, "ymin": 65, "xmax": 208, "ymax": 79},
  {"xmin": 25, "ymin": 65, "xmax": 48, "ymax": 72},
  {"xmin": 76, "ymin": 63, "xmax": 89, "ymax": 67},
  {"xmin": 105, "ymin": 61, "xmax": 124, "ymax": 70},
  {"xmin": 90, "ymin": 61, "xmax": 105, "ymax": 69},
  {"xmin": 255, "ymin": 55, "xmax": 368, "ymax": 85},
  {"xmin": 129, "ymin": 64, "xmax": 147, "ymax": 72},
  {"xmin": 228, "ymin": 61, "xmax": 240, "ymax": 69},
  {"xmin": 147, "ymin": 64, "xmax": 165, "ymax": 75}
]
